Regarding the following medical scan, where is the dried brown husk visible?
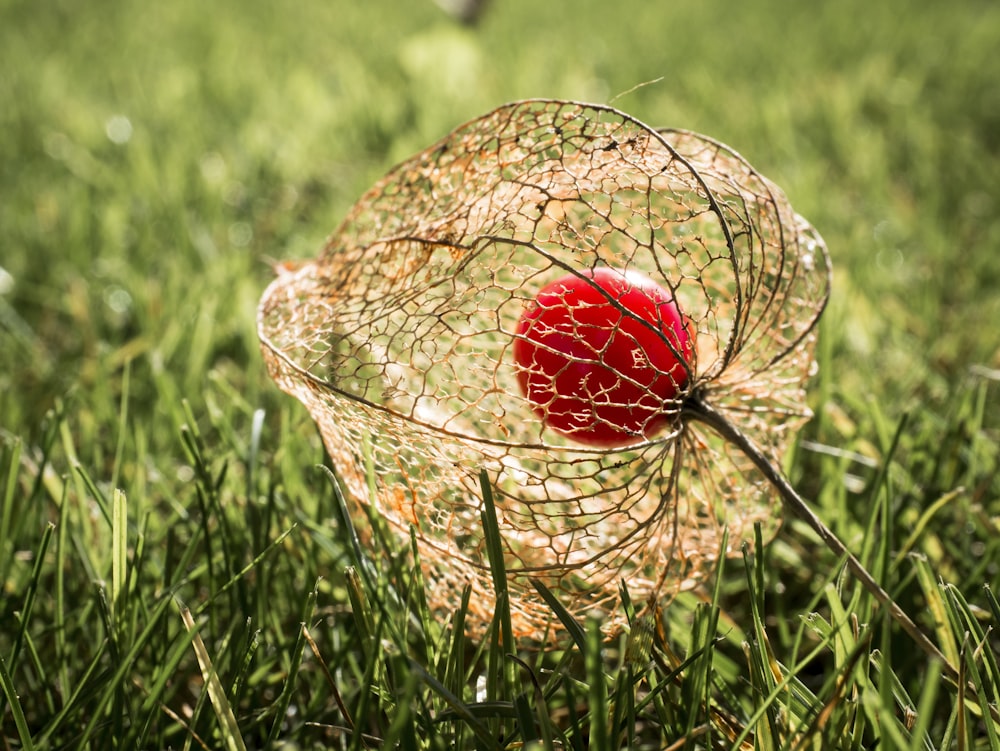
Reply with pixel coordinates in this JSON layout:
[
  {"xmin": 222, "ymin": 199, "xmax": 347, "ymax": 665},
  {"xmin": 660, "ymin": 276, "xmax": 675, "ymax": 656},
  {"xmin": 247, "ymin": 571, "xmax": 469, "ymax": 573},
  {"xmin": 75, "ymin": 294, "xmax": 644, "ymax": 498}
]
[{"xmin": 258, "ymin": 100, "xmax": 830, "ymax": 639}]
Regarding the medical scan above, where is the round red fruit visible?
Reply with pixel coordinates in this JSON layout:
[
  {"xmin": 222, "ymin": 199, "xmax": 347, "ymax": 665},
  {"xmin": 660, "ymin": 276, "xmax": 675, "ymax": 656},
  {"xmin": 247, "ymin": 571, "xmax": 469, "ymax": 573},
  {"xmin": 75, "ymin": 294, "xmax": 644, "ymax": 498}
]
[{"xmin": 513, "ymin": 267, "xmax": 693, "ymax": 447}]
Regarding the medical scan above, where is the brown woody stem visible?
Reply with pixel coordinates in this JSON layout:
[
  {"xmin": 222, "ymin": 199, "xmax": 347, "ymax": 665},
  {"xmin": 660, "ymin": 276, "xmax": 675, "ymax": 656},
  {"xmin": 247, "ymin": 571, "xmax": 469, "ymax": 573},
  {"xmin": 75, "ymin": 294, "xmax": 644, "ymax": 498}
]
[{"xmin": 684, "ymin": 397, "xmax": 959, "ymax": 683}]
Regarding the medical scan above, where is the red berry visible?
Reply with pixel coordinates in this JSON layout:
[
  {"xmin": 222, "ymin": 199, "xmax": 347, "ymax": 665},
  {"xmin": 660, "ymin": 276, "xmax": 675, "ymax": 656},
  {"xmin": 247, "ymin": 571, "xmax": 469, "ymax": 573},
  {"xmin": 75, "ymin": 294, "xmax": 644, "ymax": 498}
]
[{"xmin": 513, "ymin": 267, "xmax": 693, "ymax": 447}]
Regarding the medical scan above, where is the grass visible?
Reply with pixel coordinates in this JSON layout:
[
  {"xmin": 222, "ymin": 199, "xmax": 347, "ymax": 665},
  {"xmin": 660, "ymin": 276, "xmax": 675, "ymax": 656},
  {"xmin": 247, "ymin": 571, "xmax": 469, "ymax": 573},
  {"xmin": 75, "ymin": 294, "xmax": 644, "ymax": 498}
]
[{"xmin": 1, "ymin": 0, "xmax": 999, "ymax": 747}]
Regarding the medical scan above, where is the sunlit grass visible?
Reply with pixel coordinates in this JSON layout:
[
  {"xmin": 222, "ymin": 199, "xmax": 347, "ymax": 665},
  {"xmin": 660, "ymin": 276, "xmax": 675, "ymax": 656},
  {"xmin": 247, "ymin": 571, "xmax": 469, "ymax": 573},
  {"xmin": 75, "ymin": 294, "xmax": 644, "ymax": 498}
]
[{"xmin": 1, "ymin": 0, "xmax": 999, "ymax": 746}]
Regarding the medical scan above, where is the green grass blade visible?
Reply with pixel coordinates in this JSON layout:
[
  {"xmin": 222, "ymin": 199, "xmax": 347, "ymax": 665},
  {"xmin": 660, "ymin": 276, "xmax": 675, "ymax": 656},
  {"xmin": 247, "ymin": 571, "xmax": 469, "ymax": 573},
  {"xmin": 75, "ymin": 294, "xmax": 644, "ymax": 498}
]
[
  {"xmin": 34, "ymin": 640, "xmax": 109, "ymax": 748},
  {"xmin": 303, "ymin": 623, "xmax": 356, "ymax": 733},
  {"xmin": 75, "ymin": 589, "xmax": 178, "ymax": 746},
  {"xmin": 985, "ymin": 584, "xmax": 1000, "ymax": 627},
  {"xmin": 246, "ymin": 407, "xmax": 265, "ymax": 500},
  {"xmin": 741, "ymin": 530, "xmax": 783, "ymax": 748},
  {"xmin": 0, "ymin": 436, "xmax": 20, "ymax": 585},
  {"xmin": 7, "ymin": 521, "xmax": 54, "ymax": 668},
  {"xmin": 131, "ymin": 626, "xmax": 201, "ymax": 749},
  {"xmin": 0, "ymin": 649, "xmax": 34, "ymax": 751},
  {"xmin": 378, "ymin": 652, "xmax": 421, "ymax": 751},
  {"xmin": 179, "ymin": 601, "xmax": 248, "ymax": 751},
  {"xmin": 911, "ymin": 555, "xmax": 960, "ymax": 669},
  {"xmin": 70, "ymin": 458, "xmax": 112, "ymax": 530},
  {"xmin": 110, "ymin": 357, "xmax": 130, "ymax": 492},
  {"xmin": 322, "ymin": 464, "xmax": 380, "ymax": 590},
  {"xmin": 193, "ymin": 523, "xmax": 297, "ymax": 617},
  {"xmin": 414, "ymin": 660, "xmax": 502, "ymax": 749},
  {"xmin": 345, "ymin": 566, "xmax": 377, "ymax": 653},
  {"xmin": 230, "ymin": 623, "xmax": 263, "ymax": 710},
  {"xmin": 584, "ymin": 618, "xmax": 608, "ymax": 748},
  {"xmin": 530, "ymin": 577, "xmax": 586, "ymax": 653},
  {"xmin": 111, "ymin": 487, "xmax": 127, "ymax": 628},
  {"xmin": 478, "ymin": 470, "xmax": 515, "ymax": 684},
  {"xmin": 891, "ymin": 488, "xmax": 962, "ymax": 571},
  {"xmin": 513, "ymin": 686, "xmax": 538, "ymax": 745},
  {"xmin": 943, "ymin": 584, "xmax": 1000, "ymax": 743},
  {"xmin": 266, "ymin": 584, "xmax": 318, "ymax": 744},
  {"xmin": 348, "ymin": 608, "xmax": 386, "ymax": 751},
  {"xmin": 909, "ymin": 658, "xmax": 943, "ymax": 751},
  {"xmin": 54, "ymin": 474, "xmax": 71, "ymax": 698}
]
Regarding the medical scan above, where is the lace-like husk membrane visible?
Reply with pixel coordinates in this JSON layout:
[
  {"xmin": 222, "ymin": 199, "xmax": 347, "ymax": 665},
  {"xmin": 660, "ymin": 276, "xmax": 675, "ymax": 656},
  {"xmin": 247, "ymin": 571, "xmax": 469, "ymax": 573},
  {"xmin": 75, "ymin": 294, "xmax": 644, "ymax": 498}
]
[{"xmin": 258, "ymin": 100, "xmax": 830, "ymax": 639}]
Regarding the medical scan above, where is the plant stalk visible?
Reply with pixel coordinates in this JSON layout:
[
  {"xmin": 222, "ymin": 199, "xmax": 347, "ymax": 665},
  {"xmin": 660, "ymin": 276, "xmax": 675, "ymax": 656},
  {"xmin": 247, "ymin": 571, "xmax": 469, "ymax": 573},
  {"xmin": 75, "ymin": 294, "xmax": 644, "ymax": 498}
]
[{"xmin": 684, "ymin": 398, "xmax": 959, "ymax": 683}]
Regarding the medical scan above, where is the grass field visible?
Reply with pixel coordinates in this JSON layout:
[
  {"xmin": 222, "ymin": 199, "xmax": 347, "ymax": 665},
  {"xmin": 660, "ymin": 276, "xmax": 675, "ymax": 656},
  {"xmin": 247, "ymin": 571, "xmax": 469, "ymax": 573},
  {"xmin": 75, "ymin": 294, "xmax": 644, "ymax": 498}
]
[{"xmin": 2, "ymin": 0, "xmax": 999, "ymax": 747}]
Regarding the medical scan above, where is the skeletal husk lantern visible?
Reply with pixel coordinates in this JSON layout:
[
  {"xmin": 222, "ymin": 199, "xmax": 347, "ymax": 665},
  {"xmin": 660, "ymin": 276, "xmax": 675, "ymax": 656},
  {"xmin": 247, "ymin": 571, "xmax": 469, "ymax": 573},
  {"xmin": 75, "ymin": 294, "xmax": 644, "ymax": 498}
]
[{"xmin": 257, "ymin": 100, "xmax": 831, "ymax": 639}]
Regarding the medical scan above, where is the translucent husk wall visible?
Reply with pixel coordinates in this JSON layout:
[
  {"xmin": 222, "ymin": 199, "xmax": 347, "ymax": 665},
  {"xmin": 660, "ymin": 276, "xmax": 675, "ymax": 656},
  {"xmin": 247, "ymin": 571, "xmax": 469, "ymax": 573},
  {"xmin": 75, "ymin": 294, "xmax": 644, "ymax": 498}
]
[{"xmin": 258, "ymin": 100, "xmax": 830, "ymax": 639}]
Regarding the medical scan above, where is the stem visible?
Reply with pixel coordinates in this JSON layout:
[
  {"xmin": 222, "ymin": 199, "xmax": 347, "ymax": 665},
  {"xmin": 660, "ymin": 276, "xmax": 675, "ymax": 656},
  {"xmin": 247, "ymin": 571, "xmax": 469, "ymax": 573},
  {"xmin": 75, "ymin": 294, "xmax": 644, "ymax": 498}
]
[{"xmin": 684, "ymin": 398, "xmax": 959, "ymax": 683}]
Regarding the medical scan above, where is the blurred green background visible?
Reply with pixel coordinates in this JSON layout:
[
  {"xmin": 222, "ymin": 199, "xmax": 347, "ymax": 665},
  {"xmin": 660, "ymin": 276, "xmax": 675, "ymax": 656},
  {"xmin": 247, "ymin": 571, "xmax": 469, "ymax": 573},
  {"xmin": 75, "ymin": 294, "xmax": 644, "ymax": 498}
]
[{"xmin": 3, "ymin": 0, "xmax": 999, "ymax": 428}]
